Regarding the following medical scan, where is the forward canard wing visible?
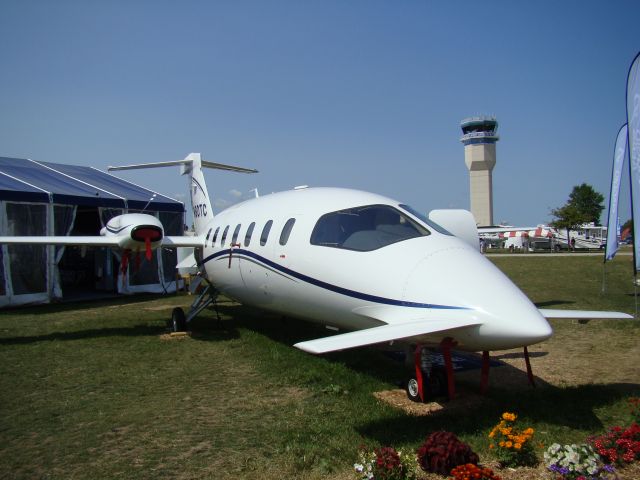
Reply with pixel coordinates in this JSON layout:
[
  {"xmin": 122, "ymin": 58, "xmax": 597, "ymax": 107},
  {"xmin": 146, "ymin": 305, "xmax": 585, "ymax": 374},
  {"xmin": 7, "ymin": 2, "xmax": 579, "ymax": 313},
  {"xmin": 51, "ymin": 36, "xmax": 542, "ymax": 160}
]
[
  {"xmin": 539, "ymin": 309, "xmax": 633, "ymax": 320},
  {"xmin": 293, "ymin": 316, "xmax": 481, "ymax": 354}
]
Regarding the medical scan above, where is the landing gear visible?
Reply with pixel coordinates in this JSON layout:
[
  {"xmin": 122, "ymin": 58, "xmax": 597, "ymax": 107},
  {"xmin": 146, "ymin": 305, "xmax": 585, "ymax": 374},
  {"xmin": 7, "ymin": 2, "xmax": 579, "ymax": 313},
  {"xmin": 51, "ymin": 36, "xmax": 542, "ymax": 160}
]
[
  {"xmin": 406, "ymin": 377, "xmax": 421, "ymax": 402},
  {"xmin": 406, "ymin": 344, "xmax": 450, "ymax": 403},
  {"xmin": 169, "ymin": 307, "xmax": 186, "ymax": 332},
  {"xmin": 406, "ymin": 344, "xmax": 536, "ymax": 403},
  {"xmin": 167, "ymin": 280, "xmax": 220, "ymax": 332},
  {"xmin": 406, "ymin": 367, "xmax": 447, "ymax": 403}
]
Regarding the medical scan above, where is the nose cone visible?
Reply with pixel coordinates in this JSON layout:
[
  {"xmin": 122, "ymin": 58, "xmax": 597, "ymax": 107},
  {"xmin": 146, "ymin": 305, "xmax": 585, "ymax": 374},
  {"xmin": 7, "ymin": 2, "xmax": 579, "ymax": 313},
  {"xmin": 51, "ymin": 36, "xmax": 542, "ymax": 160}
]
[{"xmin": 403, "ymin": 241, "xmax": 552, "ymax": 350}]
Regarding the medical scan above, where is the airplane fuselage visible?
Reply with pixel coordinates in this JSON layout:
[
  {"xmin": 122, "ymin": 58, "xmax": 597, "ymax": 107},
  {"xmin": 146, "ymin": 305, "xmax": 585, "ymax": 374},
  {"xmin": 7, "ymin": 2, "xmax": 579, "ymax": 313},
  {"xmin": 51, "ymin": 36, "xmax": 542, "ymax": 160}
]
[{"xmin": 197, "ymin": 187, "xmax": 553, "ymax": 351}]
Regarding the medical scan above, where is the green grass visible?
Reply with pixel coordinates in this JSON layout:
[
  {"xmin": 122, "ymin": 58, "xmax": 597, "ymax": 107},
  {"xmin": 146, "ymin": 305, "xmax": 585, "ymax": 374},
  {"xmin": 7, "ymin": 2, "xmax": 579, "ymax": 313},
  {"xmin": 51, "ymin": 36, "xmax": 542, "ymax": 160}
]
[{"xmin": 0, "ymin": 255, "xmax": 639, "ymax": 479}]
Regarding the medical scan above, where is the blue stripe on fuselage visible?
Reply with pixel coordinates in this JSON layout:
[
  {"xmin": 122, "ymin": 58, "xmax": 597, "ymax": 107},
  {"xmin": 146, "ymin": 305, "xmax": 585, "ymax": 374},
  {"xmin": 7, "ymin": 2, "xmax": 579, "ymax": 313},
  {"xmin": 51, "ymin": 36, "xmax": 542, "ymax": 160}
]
[{"xmin": 200, "ymin": 248, "xmax": 468, "ymax": 311}]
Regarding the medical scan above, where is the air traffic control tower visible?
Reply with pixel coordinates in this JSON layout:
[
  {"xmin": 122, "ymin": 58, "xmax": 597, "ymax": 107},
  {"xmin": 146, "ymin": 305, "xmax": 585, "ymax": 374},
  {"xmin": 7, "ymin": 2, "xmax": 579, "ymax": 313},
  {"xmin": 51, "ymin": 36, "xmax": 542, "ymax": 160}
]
[{"xmin": 460, "ymin": 116, "xmax": 499, "ymax": 227}]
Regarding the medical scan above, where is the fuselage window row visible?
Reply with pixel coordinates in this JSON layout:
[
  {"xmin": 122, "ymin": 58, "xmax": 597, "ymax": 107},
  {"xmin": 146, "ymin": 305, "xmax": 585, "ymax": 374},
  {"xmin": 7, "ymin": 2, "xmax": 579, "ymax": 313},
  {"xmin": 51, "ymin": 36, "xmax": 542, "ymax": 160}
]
[{"xmin": 212, "ymin": 220, "xmax": 278, "ymax": 248}]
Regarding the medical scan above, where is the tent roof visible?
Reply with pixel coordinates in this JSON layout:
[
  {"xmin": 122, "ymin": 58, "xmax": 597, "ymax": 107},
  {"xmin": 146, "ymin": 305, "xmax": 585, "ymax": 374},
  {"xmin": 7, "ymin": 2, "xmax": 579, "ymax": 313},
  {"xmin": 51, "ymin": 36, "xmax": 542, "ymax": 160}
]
[{"xmin": 0, "ymin": 157, "xmax": 184, "ymax": 212}]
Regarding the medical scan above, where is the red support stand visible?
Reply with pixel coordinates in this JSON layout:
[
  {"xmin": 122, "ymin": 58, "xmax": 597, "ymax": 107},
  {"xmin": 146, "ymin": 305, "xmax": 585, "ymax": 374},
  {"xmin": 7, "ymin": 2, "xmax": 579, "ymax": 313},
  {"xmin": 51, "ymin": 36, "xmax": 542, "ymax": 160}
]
[
  {"xmin": 441, "ymin": 338, "xmax": 457, "ymax": 400},
  {"xmin": 480, "ymin": 350, "xmax": 490, "ymax": 395},
  {"xmin": 523, "ymin": 346, "xmax": 536, "ymax": 388},
  {"xmin": 414, "ymin": 345, "xmax": 425, "ymax": 402}
]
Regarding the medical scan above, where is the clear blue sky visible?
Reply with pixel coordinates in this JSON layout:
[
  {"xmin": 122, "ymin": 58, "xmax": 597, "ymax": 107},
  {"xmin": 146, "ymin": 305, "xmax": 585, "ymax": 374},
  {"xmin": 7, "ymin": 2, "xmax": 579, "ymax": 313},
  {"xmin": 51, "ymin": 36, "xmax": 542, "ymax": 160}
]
[{"xmin": 1, "ymin": 1, "xmax": 639, "ymax": 227}]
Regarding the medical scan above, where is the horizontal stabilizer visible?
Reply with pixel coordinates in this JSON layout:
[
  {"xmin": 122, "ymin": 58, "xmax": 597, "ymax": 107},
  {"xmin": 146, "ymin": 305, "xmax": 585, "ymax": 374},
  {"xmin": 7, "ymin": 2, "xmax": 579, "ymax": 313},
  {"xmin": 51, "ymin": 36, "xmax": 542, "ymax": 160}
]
[
  {"xmin": 294, "ymin": 318, "xmax": 480, "ymax": 354},
  {"xmin": 539, "ymin": 309, "xmax": 633, "ymax": 319},
  {"xmin": 108, "ymin": 159, "xmax": 257, "ymax": 174}
]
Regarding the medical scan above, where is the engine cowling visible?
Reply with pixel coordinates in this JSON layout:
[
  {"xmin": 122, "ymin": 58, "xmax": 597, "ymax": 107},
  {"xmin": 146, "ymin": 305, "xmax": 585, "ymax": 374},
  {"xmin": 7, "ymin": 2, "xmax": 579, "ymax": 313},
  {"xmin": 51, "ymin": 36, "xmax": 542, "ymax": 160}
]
[{"xmin": 100, "ymin": 213, "xmax": 164, "ymax": 259}]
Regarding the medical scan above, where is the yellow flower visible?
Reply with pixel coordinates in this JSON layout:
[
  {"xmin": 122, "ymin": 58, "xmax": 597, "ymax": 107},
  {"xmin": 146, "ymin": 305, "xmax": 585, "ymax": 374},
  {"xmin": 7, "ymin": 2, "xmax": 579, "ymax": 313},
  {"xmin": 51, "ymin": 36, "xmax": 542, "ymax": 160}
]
[
  {"xmin": 505, "ymin": 441, "xmax": 513, "ymax": 448},
  {"xmin": 499, "ymin": 441, "xmax": 505, "ymax": 447},
  {"xmin": 502, "ymin": 412, "xmax": 517, "ymax": 422},
  {"xmin": 514, "ymin": 443, "xmax": 522, "ymax": 450}
]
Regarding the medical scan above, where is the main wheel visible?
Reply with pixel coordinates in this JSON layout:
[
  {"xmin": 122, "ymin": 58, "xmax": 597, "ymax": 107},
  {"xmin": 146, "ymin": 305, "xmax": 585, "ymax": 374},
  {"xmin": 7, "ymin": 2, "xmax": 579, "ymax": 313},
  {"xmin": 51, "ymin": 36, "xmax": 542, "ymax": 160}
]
[
  {"xmin": 169, "ymin": 307, "xmax": 187, "ymax": 332},
  {"xmin": 406, "ymin": 376, "xmax": 423, "ymax": 403}
]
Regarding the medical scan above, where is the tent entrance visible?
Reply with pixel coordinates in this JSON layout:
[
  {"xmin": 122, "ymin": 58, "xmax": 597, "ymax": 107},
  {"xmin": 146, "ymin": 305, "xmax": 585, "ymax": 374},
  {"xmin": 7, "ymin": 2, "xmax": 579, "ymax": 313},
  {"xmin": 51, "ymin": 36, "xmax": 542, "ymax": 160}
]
[{"xmin": 59, "ymin": 206, "xmax": 118, "ymax": 296}]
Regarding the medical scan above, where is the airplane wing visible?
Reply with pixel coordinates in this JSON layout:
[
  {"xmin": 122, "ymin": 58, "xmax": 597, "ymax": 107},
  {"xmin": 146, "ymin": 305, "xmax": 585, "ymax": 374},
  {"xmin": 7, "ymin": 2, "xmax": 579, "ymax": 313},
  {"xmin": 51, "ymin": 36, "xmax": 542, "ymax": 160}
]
[
  {"xmin": 0, "ymin": 236, "xmax": 120, "ymax": 246},
  {"xmin": 539, "ymin": 309, "xmax": 633, "ymax": 319},
  {"xmin": 293, "ymin": 317, "xmax": 481, "ymax": 354},
  {"xmin": 0, "ymin": 235, "xmax": 205, "ymax": 248},
  {"xmin": 478, "ymin": 226, "xmax": 537, "ymax": 234},
  {"xmin": 162, "ymin": 236, "xmax": 205, "ymax": 248}
]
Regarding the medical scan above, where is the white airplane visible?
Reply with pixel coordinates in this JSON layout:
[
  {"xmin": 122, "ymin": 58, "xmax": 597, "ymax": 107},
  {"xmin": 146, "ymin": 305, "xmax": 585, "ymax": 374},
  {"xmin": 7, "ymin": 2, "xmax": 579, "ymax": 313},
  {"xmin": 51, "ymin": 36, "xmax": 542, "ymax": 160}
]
[{"xmin": 0, "ymin": 153, "xmax": 632, "ymax": 403}]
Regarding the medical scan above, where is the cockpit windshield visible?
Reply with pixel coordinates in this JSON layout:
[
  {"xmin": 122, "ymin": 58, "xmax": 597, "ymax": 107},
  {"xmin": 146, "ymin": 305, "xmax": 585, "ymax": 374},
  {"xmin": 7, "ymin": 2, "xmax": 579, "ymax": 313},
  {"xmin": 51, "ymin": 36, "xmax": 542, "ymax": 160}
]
[
  {"xmin": 399, "ymin": 204, "xmax": 453, "ymax": 236},
  {"xmin": 310, "ymin": 204, "xmax": 430, "ymax": 252}
]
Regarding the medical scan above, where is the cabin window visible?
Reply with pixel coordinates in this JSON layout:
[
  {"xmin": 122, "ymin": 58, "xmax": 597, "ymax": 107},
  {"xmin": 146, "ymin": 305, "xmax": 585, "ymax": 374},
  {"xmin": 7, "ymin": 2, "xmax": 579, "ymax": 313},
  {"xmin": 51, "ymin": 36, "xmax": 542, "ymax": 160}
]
[
  {"xmin": 279, "ymin": 218, "xmax": 296, "ymax": 246},
  {"xmin": 232, "ymin": 224, "xmax": 241, "ymax": 245},
  {"xmin": 211, "ymin": 227, "xmax": 220, "ymax": 245},
  {"xmin": 260, "ymin": 220, "xmax": 273, "ymax": 246},
  {"xmin": 244, "ymin": 222, "xmax": 256, "ymax": 247},
  {"xmin": 221, "ymin": 225, "xmax": 230, "ymax": 246},
  {"xmin": 205, "ymin": 228, "xmax": 213, "ymax": 246},
  {"xmin": 310, "ymin": 204, "xmax": 429, "ymax": 252}
]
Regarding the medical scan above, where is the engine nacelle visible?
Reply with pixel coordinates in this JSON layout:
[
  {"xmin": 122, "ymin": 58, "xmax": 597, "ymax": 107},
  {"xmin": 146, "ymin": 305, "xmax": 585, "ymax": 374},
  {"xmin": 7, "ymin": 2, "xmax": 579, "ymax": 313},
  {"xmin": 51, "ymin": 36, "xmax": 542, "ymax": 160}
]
[{"xmin": 100, "ymin": 213, "xmax": 164, "ymax": 258}]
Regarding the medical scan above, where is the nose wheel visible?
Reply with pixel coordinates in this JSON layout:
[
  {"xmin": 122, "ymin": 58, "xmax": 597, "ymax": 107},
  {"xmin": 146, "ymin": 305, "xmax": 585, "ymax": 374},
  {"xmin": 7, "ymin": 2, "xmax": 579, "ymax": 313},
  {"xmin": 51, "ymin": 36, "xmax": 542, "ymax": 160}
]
[{"xmin": 406, "ymin": 342, "xmax": 453, "ymax": 403}]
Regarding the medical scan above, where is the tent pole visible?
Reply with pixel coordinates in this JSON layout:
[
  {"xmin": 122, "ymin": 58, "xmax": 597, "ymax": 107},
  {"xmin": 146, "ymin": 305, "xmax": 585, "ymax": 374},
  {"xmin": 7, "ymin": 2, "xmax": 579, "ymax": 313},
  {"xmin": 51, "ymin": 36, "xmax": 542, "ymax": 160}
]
[{"xmin": 635, "ymin": 274, "xmax": 639, "ymax": 318}]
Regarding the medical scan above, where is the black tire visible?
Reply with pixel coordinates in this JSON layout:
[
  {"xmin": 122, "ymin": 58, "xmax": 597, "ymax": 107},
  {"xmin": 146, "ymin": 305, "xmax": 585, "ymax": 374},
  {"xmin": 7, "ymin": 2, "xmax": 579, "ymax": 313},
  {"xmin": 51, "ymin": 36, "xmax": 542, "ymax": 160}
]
[
  {"xmin": 406, "ymin": 376, "xmax": 423, "ymax": 403},
  {"xmin": 169, "ymin": 307, "xmax": 187, "ymax": 332},
  {"xmin": 427, "ymin": 368, "xmax": 447, "ymax": 397}
]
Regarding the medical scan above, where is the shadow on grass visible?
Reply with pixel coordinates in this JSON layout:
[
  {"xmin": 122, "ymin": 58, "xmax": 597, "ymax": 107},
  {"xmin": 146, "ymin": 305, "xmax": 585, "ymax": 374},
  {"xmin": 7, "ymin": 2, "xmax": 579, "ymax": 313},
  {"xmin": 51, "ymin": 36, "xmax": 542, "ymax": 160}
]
[
  {"xmin": 0, "ymin": 296, "xmax": 240, "ymax": 346},
  {"xmin": 197, "ymin": 303, "xmax": 556, "ymax": 393},
  {"xmin": 196, "ymin": 302, "xmax": 640, "ymax": 443},
  {"xmin": 198, "ymin": 302, "xmax": 407, "ymax": 384},
  {"xmin": 0, "ymin": 324, "xmax": 165, "ymax": 345},
  {"xmin": 0, "ymin": 293, "xmax": 171, "ymax": 316},
  {"xmin": 535, "ymin": 300, "xmax": 576, "ymax": 308},
  {"xmin": 357, "ymin": 382, "xmax": 640, "ymax": 445},
  {"xmin": 188, "ymin": 314, "xmax": 241, "ymax": 342},
  {"xmin": 494, "ymin": 351, "xmax": 548, "ymax": 359}
]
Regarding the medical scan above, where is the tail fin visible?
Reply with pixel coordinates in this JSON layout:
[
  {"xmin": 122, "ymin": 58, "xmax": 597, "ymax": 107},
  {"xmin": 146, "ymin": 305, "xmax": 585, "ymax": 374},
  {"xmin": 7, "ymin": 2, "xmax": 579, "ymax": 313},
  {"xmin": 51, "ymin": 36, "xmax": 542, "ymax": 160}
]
[{"xmin": 108, "ymin": 153, "xmax": 257, "ymax": 235}]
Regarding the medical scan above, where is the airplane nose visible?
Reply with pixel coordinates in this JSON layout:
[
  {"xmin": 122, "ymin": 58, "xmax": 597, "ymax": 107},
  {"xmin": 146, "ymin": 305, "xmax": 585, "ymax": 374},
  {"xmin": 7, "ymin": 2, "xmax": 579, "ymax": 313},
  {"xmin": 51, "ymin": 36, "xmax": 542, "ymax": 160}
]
[{"xmin": 403, "ymin": 242, "xmax": 553, "ymax": 350}]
